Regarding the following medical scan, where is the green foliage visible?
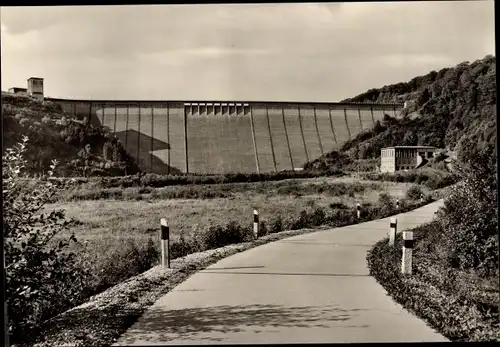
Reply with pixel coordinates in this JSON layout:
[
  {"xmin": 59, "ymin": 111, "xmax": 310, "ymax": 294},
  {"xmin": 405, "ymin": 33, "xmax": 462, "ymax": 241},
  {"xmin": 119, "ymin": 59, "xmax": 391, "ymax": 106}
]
[
  {"xmin": 367, "ymin": 133, "xmax": 499, "ymax": 341},
  {"xmin": 268, "ymin": 215, "xmax": 284, "ymax": 234},
  {"xmin": 345, "ymin": 158, "xmax": 380, "ymax": 172},
  {"xmin": 102, "ymin": 141, "xmax": 113, "ymax": 161},
  {"xmin": 406, "ymin": 185, "xmax": 424, "ymax": 201},
  {"xmin": 327, "ymin": 55, "xmax": 496, "ymax": 167},
  {"xmin": 3, "ymin": 136, "xmax": 88, "ymax": 344},
  {"xmin": 56, "ymin": 179, "xmax": 383, "ymax": 202},
  {"xmin": 302, "ymin": 150, "xmax": 352, "ymax": 174},
  {"xmin": 258, "ymin": 221, "xmax": 268, "ymax": 237},
  {"xmin": 437, "ymin": 141, "xmax": 498, "ymax": 276},
  {"xmin": 378, "ymin": 192, "xmax": 395, "ymax": 209},
  {"xmin": 170, "ymin": 231, "xmax": 200, "ymax": 259},
  {"xmin": 367, "ymin": 221, "xmax": 499, "ymax": 341},
  {"xmin": 199, "ymin": 221, "xmax": 253, "ymax": 250},
  {"xmin": 1, "ymin": 93, "xmax": 139, "ymax": 177},
  {"xmin": 182, "ymin": 196, "xmax": 429, "ymax": 259},
  {"xmin": 329, "ymin": 202, "xmax": 348, "ymax": 210},
  {"xmin": 82, "ymin": 238, "xmax": 159, "ymax": 295},
  {"xmin": 112, "ymin": 144, "xmax": 122, "ymax": 162},
  {"xmin": 362, "ymin": 168, "xmax": 458, "ymax": 190}
]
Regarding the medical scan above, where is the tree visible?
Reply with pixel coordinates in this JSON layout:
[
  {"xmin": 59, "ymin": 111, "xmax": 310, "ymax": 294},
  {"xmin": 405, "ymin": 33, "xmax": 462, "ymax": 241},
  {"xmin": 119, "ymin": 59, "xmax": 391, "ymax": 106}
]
[
  {"xmin": 102, "ymin": 141, "xmax": 113, "ymax": 161},
  {"xmin": 77, "ymin": 144, "xmax": 92, "ymax": 177},
  {"xmin": 403, "ymin": 132, "xmax": 418, "ymax": 146},
  {"xmin": 3, "ymin": 136, "xmax": 87, "ymax": 344},
  {"xmin": 438, "ymin": 137, "xmax": 497, "ymax": 276},
  {"xmin": 112, "ymin": 144, "xmax": 122, "ymax": 163}
]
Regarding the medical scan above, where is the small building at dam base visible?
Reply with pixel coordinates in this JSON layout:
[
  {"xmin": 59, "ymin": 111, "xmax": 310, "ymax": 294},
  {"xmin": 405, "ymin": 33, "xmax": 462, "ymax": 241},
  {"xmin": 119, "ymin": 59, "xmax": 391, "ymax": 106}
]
[{"xmin": 380, "ymin": 146, "xmax": 438, "ymax": 173}]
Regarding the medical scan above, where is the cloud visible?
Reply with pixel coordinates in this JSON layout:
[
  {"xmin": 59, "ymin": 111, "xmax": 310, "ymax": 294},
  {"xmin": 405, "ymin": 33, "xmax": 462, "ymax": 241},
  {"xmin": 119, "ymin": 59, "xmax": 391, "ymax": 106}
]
[
  {"xmin": 139, "ymin": 47, "xmax": 271, "ymax": 67},
  {"xmin": 1, "ymin": 2, "xmax": 495, "ymax": 101}
]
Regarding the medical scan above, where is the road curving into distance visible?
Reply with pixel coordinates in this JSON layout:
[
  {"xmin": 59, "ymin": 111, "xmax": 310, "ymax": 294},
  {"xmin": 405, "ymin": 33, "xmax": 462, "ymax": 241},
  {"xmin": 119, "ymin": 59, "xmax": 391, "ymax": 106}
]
[{"xmin": 116, "ymin": 199, "xmax": 448, "ymax": 345}]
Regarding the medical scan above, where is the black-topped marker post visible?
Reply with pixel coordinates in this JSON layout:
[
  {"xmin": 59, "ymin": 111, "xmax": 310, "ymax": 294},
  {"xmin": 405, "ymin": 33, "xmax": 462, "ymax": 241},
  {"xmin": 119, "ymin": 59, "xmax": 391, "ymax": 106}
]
[
  {"xmin": 356, "ymin": 203, "xmax": 361, "ymax": 220},
  {"xmin": 253, "ymin": 209, "xmax": 259, "ymax": 239},
  {"xmin": 389, "ymin": 217, "xmax": 397, "ymax": 246},
  {"xmin": 160, "ymin": 218, "xmax": 170, "ymax": 268},
  {"xmin": 402, "ymin": 230, "xmax": 413, "ymax": 275}
]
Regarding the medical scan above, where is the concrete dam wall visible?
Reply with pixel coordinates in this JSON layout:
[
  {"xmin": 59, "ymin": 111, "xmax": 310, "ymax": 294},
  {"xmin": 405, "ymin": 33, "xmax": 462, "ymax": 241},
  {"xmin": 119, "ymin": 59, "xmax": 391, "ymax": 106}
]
[{"xmin": 47, "ymin": 98, "xmax": 403, "ymax": 174}]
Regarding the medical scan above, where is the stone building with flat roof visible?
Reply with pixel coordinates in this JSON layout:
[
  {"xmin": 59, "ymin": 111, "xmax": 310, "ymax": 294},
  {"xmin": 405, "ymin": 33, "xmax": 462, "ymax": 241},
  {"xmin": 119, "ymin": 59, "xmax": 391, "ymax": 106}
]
[
  {"xmin": 8, "ymin": 87, "xmax": 28, "ymax": 95},
  {"xmin": 8, "ymin": 77, "xmax": 44, "ymax": 100},
  {"xmin": 380, "ymin": 146, "xmax": 438, "ymax": 173}
]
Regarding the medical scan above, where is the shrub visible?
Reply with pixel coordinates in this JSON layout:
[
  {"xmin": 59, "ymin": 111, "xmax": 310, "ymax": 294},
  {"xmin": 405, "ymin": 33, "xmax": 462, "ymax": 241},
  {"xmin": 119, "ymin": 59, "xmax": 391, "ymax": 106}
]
[
  {"xmin": 360, "ymin": 169, "xmax": 457, "ymax": 190},
  {"xmin": 268, "ymin": 215, "xmax": 284, "ymax": 234},
  {"xmin": 329, "ymin": 209, "xmax": 356, "ymax": 227},
  {"xmin": 199, "ymin": 221, "xmax": 251, "ymax": 250},
  {"xmin": 438, "ymin": 143, "xmax": 498, "ymax": 276},
  {"xmin": 329, "ymin": 202, "xmax": 348, "ymax": 210},
  {"xmin": 19, "ymin": 118, "xmax": 29, "ymax": 127},
  {"xmin": 149, "ymin": 189, "xmax": 159, "ymax": 200},
  {"xmin": 406, "ymin": 185, "xmax": 424, "ymax": 201},
  {"xmin": 310, "ymin": 207, "xmax": 326, "ymax": 226},
  {"xmin": 258, "ymin": 221, "xmax": 268, "ymax": 237},
  {"xmin": 378, "ymin": 192, "xmax": 395, "ymax": 208},
  {"xmin": 290, "ymin": 210, "xmax": 310, "ymax": 230},
  {"xmin": 123, "ymin": 187, "xmax": 142, "ymax": 200},
  {"xmin": 41, "ymin": 115, "xmax": 51, "ymax": 124},
  {"xmin": 84, "ymin": 237, "xmax": 159, "ymax": 294},
  {"xmin": 102, "ymin": 141, "xmax": 113, "ymax": 161},
  {"xmin": 305, "ymin": 199, "xmax": 316, "ymax": 207},
  {"xmin": 170, "ymin": 230, "xmax": 201, "ymax": 259},
  {"xmin": 367, "ymin": 221, "xmax": 500, "ymax": 341},
  {"xmin": 433, "ymin": 150, "xmax": 447, "ymax": 162},
  {"xmin": 3, "ymin": 136, "xmax": 88, "ymax": 344}
]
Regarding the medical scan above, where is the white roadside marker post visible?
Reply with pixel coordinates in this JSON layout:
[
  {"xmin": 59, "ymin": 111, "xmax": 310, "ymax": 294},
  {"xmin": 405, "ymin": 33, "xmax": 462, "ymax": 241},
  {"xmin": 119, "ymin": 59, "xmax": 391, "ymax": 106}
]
[
  {"xmin": 160, "ymin": 218, "xmax": 170, "ymax": 268},
  {"xmin": 396, "ymin": 199, "xmax": 400, "ymax": 210},
  {"xmin": 401, "ymin": 230, "xmax": 414, "ymax": 275},
  {"xmin": 356, "ymin": 203, "xmax": 361, "ymax": 220},
  {"xmin": 254, "ymin": 209, "xmax": 259, "ymax": 238},
  {"xmin": 389, "ymin": 217, "xmax": 397, "ymax": 246}
]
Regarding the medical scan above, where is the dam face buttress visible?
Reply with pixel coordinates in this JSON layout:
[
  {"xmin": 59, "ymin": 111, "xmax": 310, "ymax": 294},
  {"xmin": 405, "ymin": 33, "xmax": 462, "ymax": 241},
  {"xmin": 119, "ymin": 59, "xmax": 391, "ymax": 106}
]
[{"xmin": 47, "ymin": 98, "xmax": 403, "ymax": 174}]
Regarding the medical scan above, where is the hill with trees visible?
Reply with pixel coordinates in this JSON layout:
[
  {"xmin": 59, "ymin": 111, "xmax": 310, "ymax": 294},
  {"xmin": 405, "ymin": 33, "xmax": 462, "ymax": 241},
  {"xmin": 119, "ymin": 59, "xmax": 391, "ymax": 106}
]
[
  {"xmin": 306, "ymin": 54, "xmax": 495, "ymax": 167},
  {"xmin": 1, "ymin": 92, "xmax": 140, "ymax": 177},
  {"xmin": 311, "ymin": 54, "xmax": 498, "ymax": 341}
]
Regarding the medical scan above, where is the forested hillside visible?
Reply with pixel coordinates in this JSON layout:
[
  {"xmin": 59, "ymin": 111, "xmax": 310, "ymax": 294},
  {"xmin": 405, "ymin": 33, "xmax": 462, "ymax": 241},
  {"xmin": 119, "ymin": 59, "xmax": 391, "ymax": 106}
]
[
  {"xmin": 357, "ymin": 55, "xmax": 498, "ymax": 341},
  {"xmin": 336, "ymin": 55, "xmax": 496, "ymax": 161},
  {"xmin": 1, "ymin": 92, "xmax": 140, "ymax": 176}
]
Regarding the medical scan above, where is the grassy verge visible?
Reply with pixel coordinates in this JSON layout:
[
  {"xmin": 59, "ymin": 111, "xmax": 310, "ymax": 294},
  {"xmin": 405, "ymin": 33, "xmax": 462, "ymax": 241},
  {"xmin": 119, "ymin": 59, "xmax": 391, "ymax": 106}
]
[{"xmin": 367, "ymin": 220, "xmax": 499, "ymax": 342}]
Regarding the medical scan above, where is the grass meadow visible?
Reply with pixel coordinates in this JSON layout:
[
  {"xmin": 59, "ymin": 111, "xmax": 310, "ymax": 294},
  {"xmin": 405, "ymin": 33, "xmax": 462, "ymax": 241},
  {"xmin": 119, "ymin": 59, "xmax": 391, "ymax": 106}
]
[
  {"xmin": 43, "ymin": 177, "xmax": 430, "ymax": 292},
  {"xmin": 46, "ymin": 176, "xmax": 423, "ymax": 245}
]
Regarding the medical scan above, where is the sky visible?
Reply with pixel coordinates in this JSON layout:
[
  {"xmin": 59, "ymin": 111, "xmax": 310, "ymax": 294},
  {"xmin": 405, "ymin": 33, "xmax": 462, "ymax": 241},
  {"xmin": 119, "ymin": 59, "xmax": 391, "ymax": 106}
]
[{"xmin": 0, "ymin": 1, "xmax": 495, "ymax": 102}]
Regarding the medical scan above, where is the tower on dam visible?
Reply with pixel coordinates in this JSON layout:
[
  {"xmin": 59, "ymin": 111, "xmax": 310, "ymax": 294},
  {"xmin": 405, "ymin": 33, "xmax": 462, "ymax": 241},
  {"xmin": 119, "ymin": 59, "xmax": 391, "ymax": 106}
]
[{"xmin": 9, "ymin": 77, "xmax": 45, "ymax": 100}]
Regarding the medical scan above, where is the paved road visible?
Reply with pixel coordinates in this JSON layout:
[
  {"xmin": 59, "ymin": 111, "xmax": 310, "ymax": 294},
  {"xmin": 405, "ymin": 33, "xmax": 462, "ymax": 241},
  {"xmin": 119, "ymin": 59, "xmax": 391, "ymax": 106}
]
[{"xmin": 116, "ymin": 200, "xmax": 448, "ymax": 345}]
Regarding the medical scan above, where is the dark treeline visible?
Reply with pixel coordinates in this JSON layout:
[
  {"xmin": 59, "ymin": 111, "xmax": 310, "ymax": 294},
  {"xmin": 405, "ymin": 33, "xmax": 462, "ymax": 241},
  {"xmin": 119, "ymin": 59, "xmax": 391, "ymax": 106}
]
[{"xmin": 1, "ymin": 93, "xmax": 140, "ymax": 176}]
